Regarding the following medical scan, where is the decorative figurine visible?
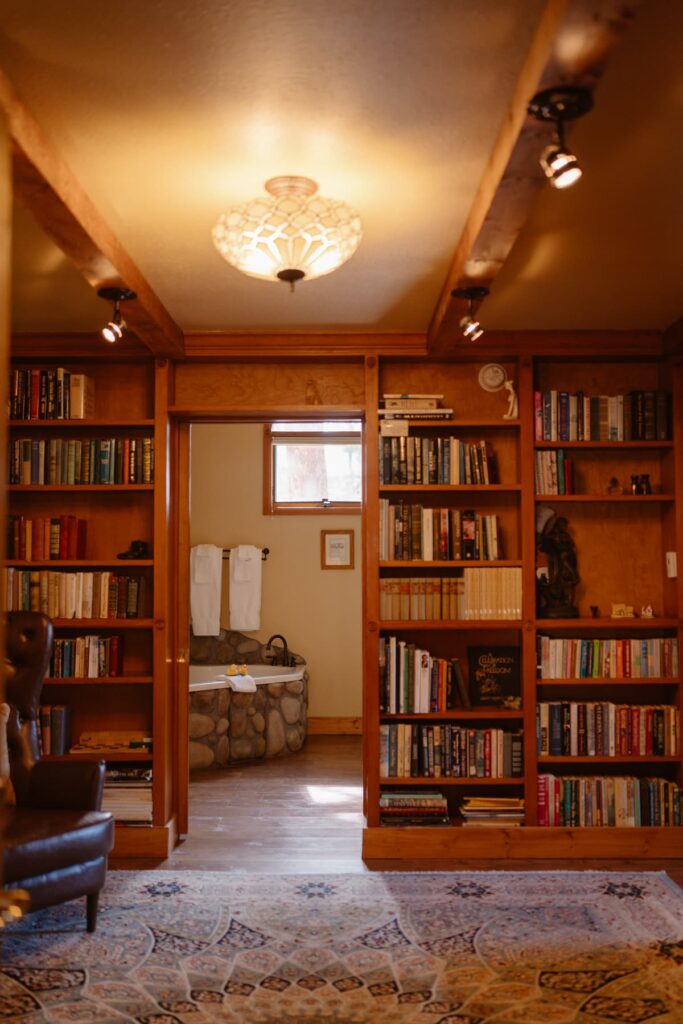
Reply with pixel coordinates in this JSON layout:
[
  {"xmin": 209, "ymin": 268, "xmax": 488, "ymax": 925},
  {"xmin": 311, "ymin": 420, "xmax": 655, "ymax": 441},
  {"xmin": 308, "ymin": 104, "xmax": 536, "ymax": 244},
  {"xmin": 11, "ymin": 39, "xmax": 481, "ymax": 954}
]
[
  {"xmin": 640, "ymin": 473, "xmax": 652, "ymax": 495},
  {"xmin": 606, "ymin": 477, "xmax": 622, "ymax": 495},
  {"xmin": 610, "ymin": 603, "xmax": 635, "ymax": 618},
  {"xmin": 640, "ymin": 604, "xmax": 654, "ymax": 618},
  {"xmin": 630, "ymin": 475, "xmax": 640, "ymax": 495},
  {"xmin": 503, "ymin": 380, "xmax": 518, "ymax": 420},
  {"xmin": 536, "ymin": 513, "xmax": 580, "ymax": 618}
]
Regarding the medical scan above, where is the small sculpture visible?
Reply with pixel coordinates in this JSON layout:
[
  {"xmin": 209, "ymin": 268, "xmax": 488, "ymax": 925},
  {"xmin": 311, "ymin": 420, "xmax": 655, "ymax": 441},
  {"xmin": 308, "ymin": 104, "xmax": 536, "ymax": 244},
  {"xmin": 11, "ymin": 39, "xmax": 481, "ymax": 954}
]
[
  {"xmin": 537, "ymin": 513, "xmax": 580, "ymax": 618},
  {"xmin": 610, "ymin": 603, "xmax": 635, "ymax": 618},
  {"xmin": 606, "ymin": 477, "xmax": 622, "ymax": 495},
  {"xmin": 503, "ymin": 380, "xmax": 518, "ymax": 420},
  {"xmin": 640, "ymin": 604, "xmax": 654, "ymax": 618}
]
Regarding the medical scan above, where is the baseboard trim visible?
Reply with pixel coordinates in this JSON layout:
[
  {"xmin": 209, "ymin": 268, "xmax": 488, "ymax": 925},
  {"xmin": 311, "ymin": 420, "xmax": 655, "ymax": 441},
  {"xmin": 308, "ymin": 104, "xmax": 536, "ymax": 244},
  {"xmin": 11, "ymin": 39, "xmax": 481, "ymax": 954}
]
[
  {"xmin": 112, "ymin": 818, "xmax": 176, "ymax": 858},
  {"xmin": 308, "ymin": 716, "xmax": 362, "ymax": 735}
]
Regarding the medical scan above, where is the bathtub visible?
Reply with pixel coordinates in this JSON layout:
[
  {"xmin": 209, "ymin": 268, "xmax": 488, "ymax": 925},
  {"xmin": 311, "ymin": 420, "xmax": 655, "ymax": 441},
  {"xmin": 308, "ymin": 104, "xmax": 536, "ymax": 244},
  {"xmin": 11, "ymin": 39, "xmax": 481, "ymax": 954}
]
[
  {"xmin": 188, "ymin": 663, "xmax": 308, "ymax": 768},
  {"xmin": 189, "ymin": 664, "xmax": 305, "ymax": 692}
]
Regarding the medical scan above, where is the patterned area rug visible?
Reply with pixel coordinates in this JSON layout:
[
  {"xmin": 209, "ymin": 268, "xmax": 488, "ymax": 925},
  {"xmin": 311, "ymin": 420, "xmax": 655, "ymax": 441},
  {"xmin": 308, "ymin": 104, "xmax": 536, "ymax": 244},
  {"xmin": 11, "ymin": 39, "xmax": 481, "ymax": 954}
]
[{"xmin": 1, "ymin": 870, "xmax": 683, "ymax": 1023}]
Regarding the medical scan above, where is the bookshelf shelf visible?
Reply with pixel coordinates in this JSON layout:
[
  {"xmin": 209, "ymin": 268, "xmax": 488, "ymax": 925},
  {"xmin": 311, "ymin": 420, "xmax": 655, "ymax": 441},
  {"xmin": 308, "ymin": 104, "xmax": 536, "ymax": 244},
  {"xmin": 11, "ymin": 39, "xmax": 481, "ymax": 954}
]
[
  {"xmin": 380, "ymin": 484, "xmax": 521, "ymax": 493},
  {"xmin": 535, "ymin": 440, "xmax": 673, "ymax": 450},
  {"xmin": 381, "ymin": 711, "xmax": 524, "ymax": 721},
  {"xmin": 51, "ymin": 618, "xmax": 154, "ymax": 629},
  {"xmin": 6, "ymin": 559, "xmax": 154, "ymax": 568},
  {"xmin": 537, "ymin": 677, "xmax": 678, "ymax": 686},
  {"xmin": 380, "ymin": 776, "xmax": 523, "ymax": 786},
  {"xmin": 380, "ymin": 560, "xmax": 522, "ymax": 568},
  {"xmin": 380, "ymin": 620, "xmax": 523, "ymax": 630},
  {"xmin": 44, "ymin": 751, "xmax": 153, "ymax": 762},
  {"xmin": 9, "ymin": 419, "xmax": 155, "ymax": 429},
  {"xmin": 44, "ymin": 676, "xmax": 154, "ymax": 685},
  {"xmin": 535, "ymin": 618, "xmax": 679, "ymax": 630},
  {"xmin": 383, "ymin": 418, "xmax": 520, "ymax": 429},
  {"xmin": 8, "ymin": 485, "xmax": 155, "ymax": 492},
  {"xmin": 537, "ymin": 755, "xmax": 680, "ymax": 764},
  {"xmin": 534, "ymin": 494, "xmax": 674, "ymax": 503}
]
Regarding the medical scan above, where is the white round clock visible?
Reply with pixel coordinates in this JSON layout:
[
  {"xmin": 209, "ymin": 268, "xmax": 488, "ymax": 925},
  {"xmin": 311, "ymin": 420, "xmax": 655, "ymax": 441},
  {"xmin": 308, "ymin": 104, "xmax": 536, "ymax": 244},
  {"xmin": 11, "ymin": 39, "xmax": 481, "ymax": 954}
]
[{"xmin": 478, "ymin": 363, "xmax": 508, "ymax": 392}]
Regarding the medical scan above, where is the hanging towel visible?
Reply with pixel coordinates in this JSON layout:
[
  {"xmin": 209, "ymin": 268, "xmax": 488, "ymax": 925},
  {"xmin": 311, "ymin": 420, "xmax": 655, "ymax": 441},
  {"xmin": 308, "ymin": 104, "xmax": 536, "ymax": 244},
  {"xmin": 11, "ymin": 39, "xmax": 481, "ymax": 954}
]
[
  {"xmin": 229, "ymin": 545, "xmax": 262, "ymax": 632},
  {"xmin": 190, "ymin": 544, "xmax": 223, "ymax": 636}
]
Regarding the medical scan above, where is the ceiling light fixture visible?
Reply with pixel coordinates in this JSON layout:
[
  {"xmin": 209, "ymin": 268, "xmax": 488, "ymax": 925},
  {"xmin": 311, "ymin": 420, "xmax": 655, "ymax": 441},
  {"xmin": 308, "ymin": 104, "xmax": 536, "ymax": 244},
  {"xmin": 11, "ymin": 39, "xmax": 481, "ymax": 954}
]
[
  {"xmin": 528, "ymin": 86, "xmax": 593, "ymax": 189},
  {"xmin": 211, "ymin": 176, "xmax": 362, "ymax": 291},
  {"xmin": 97, "ymin": 286, "xmax": 136, "ymax": 343},
  {"xmin": 451, "ymin": 285, "xmax": 489, "ymax": 342}
]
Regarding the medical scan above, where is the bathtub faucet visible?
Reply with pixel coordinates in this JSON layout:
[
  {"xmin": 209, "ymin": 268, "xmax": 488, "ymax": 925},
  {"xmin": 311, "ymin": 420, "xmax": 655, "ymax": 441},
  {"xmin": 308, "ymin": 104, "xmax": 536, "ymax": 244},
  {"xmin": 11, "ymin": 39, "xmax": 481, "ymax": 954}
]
[{"xmin": 265, "ymin": 634, "xmax": 293, "ymax": 667}]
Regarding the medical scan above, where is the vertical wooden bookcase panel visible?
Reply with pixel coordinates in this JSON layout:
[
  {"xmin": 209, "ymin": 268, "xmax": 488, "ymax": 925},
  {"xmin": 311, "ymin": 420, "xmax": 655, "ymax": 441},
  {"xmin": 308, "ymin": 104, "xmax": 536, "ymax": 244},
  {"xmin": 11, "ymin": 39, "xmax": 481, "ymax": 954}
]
[{"xmin": 6, "ymin": 353, "xmax": 173, "ymax": 857}]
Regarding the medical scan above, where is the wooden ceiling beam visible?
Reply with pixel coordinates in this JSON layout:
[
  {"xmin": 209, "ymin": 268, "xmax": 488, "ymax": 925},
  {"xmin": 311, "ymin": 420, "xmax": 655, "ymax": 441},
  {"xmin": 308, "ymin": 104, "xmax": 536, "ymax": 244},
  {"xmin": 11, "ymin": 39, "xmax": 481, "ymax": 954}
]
[
  {"xmin": 427, "ymin": 0, "xmax": 640, "ymax": 354},
  {"xmin": 0, "ymin": 66, "xmax": 184, "ymax": 358}
]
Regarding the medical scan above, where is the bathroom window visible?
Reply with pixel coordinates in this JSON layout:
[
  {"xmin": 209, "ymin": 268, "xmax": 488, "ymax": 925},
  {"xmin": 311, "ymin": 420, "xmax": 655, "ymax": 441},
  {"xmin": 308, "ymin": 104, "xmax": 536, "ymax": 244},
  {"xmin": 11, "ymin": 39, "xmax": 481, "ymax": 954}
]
[{"xmin": 264, "ymin": 421, "xmax": 363, "ymax": 514}]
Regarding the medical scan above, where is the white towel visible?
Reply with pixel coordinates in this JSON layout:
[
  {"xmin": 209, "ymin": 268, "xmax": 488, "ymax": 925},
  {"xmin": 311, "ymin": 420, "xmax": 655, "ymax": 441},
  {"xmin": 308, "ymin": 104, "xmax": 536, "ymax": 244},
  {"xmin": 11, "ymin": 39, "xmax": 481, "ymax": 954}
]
[
  {"xmin": 229, "ymin": 545, "xmax": 262, "ymax": 631},
  {"xmin": 219, "ymin": 673, "xmax": 257, "ymax": 693},
  {"xmin": 190, "ymin": 544, "xmax": 223, "ymax": 636}
]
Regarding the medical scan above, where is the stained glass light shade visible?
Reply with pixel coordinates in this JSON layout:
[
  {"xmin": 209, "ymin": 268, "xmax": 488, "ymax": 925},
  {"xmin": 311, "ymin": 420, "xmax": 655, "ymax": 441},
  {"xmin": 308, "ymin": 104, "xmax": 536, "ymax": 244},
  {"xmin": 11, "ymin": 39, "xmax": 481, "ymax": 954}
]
[{"xmin": 212, "ymin": 176, "xmax": 362, "ymax": 286}]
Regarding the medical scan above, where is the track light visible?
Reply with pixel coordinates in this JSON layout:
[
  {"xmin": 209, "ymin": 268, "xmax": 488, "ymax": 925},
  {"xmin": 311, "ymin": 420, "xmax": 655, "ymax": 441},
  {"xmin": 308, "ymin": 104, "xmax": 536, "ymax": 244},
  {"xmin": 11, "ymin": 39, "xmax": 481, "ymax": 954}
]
[
  {"xmin": 451, "ymin": 286, "xmax": 489, "ymax": 342},
  {"xmin": 97, "ymin": 287, "xmax": 136, "ymax": 343},
  {"xmin": 528, "ymin": 86, "xmax": 593, "ymax": 190}
]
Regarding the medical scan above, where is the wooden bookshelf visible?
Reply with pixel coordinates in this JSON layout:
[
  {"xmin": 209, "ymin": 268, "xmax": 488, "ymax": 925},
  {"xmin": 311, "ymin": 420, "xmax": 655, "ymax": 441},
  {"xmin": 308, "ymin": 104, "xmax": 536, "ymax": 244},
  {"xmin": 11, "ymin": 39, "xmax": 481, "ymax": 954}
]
[
  {"xmin": 6, "ymin": 354, "xmax": 175, "ymax": 857},
  {"xmin": 363, "ymin": 354, "xmax": 683, "ymax": 860}
]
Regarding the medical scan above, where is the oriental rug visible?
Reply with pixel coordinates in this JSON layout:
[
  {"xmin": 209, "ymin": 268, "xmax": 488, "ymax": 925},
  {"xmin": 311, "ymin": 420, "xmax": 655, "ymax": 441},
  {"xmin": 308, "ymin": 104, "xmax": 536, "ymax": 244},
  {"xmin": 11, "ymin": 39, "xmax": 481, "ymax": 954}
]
[{"xmin": 1, "ymin": 870, "xmax": 682, "ymax": 1024}]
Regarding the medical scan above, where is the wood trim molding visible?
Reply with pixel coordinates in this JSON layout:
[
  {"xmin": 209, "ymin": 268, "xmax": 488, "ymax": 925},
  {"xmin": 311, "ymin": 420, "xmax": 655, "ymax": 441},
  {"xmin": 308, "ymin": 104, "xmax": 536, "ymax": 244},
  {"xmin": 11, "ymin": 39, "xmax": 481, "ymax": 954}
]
[
  {"xmin": 307, "ymin": 717, "xmax": 362, "ymax": 735},
  {"xmin": 427, "ymin": 0, "xmax": 640, "ymax": 353},
  {"xmin": 183, "ymin": 332, "xmax": 427, "ymax": 358},
  {"xmin": 0, "ymin": 66, "xmax": 184, "ymax": 358}
]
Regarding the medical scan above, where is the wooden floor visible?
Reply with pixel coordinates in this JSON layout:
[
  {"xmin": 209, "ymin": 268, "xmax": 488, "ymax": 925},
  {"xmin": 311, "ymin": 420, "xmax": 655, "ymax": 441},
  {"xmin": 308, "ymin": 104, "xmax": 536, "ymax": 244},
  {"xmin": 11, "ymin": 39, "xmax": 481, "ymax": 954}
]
[{"xmin": 112, "ymin": 736, "xmax": 683, "ymax": 884}]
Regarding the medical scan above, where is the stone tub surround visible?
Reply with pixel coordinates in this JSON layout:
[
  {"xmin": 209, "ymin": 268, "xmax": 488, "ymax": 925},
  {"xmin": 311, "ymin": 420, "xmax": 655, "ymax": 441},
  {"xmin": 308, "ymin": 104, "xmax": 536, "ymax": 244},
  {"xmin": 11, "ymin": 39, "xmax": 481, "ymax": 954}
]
[{"xmin": 189, "ymin": 629, "xmax": 307, "ymax": 770}]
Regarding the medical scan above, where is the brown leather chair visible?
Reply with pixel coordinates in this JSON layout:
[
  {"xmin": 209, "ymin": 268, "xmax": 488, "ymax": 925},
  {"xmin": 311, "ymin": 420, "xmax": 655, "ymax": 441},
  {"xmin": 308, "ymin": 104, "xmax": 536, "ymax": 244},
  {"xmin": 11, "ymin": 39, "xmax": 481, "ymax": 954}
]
[{"xmin": 1, "ymin": 612, "xmax": 114, "ymax": 931}]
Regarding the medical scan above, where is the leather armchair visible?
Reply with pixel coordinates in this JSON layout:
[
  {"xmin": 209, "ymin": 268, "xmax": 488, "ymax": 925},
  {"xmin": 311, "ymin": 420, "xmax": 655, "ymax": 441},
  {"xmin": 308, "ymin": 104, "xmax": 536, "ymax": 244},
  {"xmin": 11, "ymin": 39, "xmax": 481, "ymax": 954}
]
[{"xmin": 1, "ymin": 612, "xmax": 114, "ymax": 931}]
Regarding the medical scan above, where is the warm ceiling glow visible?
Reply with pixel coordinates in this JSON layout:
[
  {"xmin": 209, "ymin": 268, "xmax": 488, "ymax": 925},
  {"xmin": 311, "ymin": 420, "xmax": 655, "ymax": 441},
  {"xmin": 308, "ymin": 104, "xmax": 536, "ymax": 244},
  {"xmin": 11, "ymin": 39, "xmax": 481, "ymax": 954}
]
[{"xmin": 212, "ymin": 176, "xmax": 362, "ymax": 288}]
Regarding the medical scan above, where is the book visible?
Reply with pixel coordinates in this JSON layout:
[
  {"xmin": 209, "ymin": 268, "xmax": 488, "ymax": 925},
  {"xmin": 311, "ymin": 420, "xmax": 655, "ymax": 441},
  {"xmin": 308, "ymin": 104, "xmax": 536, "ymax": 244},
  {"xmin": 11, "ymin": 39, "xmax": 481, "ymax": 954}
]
[
  {"xmin": 468, "ymin": 645, "xmax": 521, "ymax": 709},
  {"xmin": 50, "ymin": 705, "xmax": 73, "ymax": 755},
  {"xmin": 69, "ymin": 374, "xmax": 95, "ymax": 418}
]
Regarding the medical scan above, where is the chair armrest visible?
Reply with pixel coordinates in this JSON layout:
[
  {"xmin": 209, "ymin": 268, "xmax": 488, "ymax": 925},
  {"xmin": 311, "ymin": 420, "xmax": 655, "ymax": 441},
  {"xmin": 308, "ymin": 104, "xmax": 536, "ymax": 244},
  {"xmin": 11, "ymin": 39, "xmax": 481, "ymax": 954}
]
[{"xmin": 24, "ymin": 759, "xmax": 106, "ymax": 812}]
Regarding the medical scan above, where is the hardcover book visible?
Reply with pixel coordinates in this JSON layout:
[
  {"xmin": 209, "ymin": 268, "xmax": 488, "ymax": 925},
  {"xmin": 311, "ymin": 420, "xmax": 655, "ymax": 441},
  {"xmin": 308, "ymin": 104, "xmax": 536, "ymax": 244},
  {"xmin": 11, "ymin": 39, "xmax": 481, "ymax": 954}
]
[{"xmin": 468, "ymin": 645, "xmax": 521, "ymax": 709}]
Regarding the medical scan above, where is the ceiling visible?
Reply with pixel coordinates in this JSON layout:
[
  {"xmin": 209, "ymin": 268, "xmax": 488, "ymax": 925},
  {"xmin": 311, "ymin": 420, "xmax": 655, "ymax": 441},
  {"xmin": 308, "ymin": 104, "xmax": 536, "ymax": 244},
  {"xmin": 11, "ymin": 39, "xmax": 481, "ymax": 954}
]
[{"xmin": 2, "ymin": 0, "xmax": 681, "ymax": 339}]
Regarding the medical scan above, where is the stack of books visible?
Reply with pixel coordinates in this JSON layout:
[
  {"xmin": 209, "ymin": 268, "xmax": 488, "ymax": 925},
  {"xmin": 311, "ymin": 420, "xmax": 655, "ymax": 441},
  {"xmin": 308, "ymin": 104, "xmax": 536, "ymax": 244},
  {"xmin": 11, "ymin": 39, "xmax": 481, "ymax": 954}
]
[
  {"xmin": 459, "ymin": 796, "xmax": 525, "ymax": 827},
  {"xmin": 379, "ymin": 393, "xmax": 453, "ymax": 420},
  {"xmin": 379, "ymin": 790, "xmax": 450, "ymax": 826},
  {"xmin": 102, "ymin": 767, "xmax": 153, "ymax": 824}
]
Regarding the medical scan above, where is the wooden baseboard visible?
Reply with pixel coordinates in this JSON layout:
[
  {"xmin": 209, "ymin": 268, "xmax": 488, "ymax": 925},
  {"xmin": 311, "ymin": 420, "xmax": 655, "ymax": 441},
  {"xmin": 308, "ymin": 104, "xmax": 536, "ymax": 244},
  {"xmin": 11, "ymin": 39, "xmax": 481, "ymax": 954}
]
[
  {"xmin": 308, "ymin": 716, "xmax": 362, "ymax": 735},
  {"xmin": 111, "ymin": 818, "xmax": 176, "ymax": 858}
]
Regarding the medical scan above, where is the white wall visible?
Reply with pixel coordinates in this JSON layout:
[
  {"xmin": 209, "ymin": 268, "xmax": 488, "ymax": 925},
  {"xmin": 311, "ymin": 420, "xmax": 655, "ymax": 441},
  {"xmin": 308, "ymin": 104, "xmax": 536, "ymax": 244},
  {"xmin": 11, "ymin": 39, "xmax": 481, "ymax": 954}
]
[{"xmin": 190, "ymin": 423, "xmax": 362, "ymax": 718}]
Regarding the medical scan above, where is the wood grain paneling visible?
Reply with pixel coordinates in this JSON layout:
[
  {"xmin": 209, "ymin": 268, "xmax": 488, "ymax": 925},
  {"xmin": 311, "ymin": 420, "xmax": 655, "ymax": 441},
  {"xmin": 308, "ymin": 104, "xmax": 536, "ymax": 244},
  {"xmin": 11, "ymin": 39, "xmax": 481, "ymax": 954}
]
[{"xmin": 174, "ymin": 361, "xmax": 366, "ymax": 409}]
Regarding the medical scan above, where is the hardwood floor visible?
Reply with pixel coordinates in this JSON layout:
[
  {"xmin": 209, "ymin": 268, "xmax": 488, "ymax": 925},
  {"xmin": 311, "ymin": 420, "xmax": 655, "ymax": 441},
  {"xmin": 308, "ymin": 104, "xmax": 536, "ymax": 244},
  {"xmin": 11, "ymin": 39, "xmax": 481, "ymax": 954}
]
[{"xmin": 112, "ymin": 735, "xmax": 683, "ymax": 885}]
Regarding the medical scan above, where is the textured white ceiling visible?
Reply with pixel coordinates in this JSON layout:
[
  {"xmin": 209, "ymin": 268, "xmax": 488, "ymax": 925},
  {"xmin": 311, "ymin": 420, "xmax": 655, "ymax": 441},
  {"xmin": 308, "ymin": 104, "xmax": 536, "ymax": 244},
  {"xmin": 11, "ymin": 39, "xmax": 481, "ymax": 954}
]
[{"xmin": 3, "ymin": 0, "xmax": 546, "ymax": 333}]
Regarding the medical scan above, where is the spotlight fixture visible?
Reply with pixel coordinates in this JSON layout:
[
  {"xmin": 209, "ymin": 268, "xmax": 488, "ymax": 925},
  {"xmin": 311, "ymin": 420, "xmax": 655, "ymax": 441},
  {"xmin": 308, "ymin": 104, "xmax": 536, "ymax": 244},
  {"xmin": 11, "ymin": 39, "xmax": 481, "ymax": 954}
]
[
  {"xmin": 528, "ymin": 86, "xmax": 593, "ymax": 189},
  {"xmin": 97, "ymin": 286, "xmax": 136, "ymax": 343},
  {"xmin": 451, "ymin": 286, "xmax": 489, "ymax": 342},
  {"xmin": 212, "ymin": 176, "xmax": 362, "ymax": 290}
]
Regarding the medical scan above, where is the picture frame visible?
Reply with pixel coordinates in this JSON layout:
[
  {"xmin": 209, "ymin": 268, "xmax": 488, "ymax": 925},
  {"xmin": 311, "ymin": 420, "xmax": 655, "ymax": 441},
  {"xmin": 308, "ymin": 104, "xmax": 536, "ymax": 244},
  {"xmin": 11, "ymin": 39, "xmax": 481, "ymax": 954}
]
[{"xmin": 321, "ymin": 529, "xmax": 355, "ymax": 570}]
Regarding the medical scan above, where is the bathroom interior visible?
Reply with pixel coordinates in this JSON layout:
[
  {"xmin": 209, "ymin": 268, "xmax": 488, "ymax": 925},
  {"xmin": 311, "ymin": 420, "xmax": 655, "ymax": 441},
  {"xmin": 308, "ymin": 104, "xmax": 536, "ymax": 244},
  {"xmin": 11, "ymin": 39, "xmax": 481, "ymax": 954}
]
[{"xmin": 188, "ymin": 421, "xmax": 362, "ymax": 807}]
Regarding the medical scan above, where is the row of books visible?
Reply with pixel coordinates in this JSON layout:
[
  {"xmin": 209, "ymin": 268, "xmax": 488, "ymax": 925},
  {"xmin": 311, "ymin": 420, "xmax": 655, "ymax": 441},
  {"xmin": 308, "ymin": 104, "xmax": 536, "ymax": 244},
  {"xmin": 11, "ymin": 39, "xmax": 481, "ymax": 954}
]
[
  {"xmin": 379, "ymin": 638, "xmax": 469, "ymax": 713},
  {"xmin": 379, "ymin": 501, "xmax": 503, "ymax": 560},
  {"xmin": 379, "ymin": 790, "xmax": 450, "ymax": 827},
  {"xmin": 537, "ymin": 775, "xmax": 681, "ymax": 827},
  {"xmin": 39, "ymin": 704, "xmax": 72, "ymax": 755},
  {"xmin": 7, "ymin": 514, "xmax": 88, "ymax": 561},
  {"xmin": 48, "ymin": 634, "xmax": 125, "ymax": 678},
  {"xmin": 380, "ymin": 723, "xmax": 523, "ymax": 779},
  {"xmin": 379, "ymin": 437, "xmax": 499, "ymax": 486},
  {"xmin": 4, "ymin": 569, "xmax": 146, "ymax": 619},
  {"xmin": 102, "ymin": 768, "xmax": 153, "ymax": 824},
  {"xmin": 379, "ymin": 570, "xmax": 522, "ymax": 621},
  {"xmin": 534, "ymin": 449, "xmax": 574, "ymax": 495},
  {"xmin": 533, "ymin": 389, "xmax": 670, "ymax": 442},
  {"xmin": 537, "ymin": 635, "xmax": 678, "ymax": 679},
  {"xmin": 537, "ymin": 702, "xmax": 679, "ymax": 757},
  {"xmin": 379, "ymin": 393, "xmax": 453, "ymax": 421},
  {"xmin": 10, "ymin": 368, "xmax": 94, "ymax": 420},
  {"xmin": 459, "ymin": 795, "xmax": 525, "ymax": 827},
  {"xmin": 9, "ymin": 436, "xmax": 155, "ymax": 485}
]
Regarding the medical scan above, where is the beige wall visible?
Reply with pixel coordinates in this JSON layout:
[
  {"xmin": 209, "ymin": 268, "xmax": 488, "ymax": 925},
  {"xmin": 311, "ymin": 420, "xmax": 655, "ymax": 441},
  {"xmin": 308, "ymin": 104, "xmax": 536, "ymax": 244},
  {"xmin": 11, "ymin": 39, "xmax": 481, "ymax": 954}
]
[{"xmin": 190, "ymin": 423, "xmax": 362, "ymax": 718}]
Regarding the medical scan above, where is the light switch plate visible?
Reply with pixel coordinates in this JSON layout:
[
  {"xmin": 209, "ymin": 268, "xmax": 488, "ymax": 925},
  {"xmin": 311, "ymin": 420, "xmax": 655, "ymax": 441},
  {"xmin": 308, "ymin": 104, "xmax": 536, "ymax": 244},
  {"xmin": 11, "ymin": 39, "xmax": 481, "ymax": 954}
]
[{"xmin": 665, "ymin": 551, "xmax": 677, "ymax": 578}]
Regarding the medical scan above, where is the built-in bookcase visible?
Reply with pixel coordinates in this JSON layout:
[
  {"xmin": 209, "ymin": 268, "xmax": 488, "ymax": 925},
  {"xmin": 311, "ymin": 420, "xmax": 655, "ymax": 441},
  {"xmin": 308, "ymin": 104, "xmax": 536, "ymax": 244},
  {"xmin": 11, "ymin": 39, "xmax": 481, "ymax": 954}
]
[
  {"xmin": 5, "ymin": 353, "xmax": 173, "ymax": 858},
  {"xmin": 363, "ymin": 353, "xmax": 683, "ymax": 859}
]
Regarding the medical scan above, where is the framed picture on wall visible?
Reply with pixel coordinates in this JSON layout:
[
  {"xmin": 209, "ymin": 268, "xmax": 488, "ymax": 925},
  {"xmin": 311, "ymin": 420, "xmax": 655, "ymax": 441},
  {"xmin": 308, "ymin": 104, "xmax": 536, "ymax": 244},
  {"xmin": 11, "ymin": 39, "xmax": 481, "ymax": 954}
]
[{"xmin": 321, "ymin": 530, "xmax": 355, "ymax": 570}]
